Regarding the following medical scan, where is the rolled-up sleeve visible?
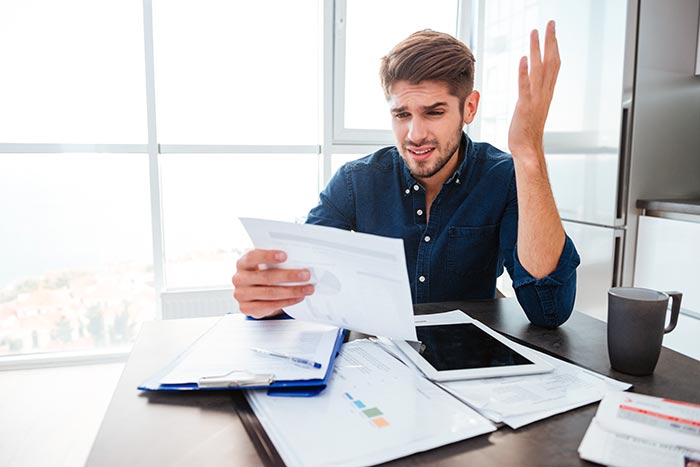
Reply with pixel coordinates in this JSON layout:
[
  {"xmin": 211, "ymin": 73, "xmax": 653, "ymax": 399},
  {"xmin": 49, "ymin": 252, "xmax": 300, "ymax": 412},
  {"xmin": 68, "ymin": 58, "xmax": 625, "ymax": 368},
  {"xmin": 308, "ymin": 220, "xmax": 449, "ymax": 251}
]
[{"xmin": 511, "ymin": 236, "xmax": 580, "ymax": 328}]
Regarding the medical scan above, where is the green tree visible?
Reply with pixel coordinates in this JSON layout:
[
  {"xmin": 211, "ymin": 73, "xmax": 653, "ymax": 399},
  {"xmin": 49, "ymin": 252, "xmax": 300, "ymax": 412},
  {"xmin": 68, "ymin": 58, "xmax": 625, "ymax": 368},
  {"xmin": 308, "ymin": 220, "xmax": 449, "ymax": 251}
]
[
  {"xmin": 86, "ymin": 304, "xmax": 105, "ymax": 346},
  {"xmin": 51, "ymin": 316, "xmax": 73, "ymax": 344},
  {"xmin": 8, "ymin": 338, "xmax": 23, "ymax": 352},
  {"xmin": 112, "ymin": 302, "xmax": 130, "ymax": 343}
]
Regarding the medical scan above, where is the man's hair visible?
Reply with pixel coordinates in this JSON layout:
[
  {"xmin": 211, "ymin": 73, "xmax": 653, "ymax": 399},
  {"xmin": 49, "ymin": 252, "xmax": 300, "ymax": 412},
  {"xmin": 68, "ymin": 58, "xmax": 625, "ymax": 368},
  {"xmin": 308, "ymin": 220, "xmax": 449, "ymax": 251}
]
[{"xmin": 379, "ymin": 30, "xmax": 475, "ymax": 103}]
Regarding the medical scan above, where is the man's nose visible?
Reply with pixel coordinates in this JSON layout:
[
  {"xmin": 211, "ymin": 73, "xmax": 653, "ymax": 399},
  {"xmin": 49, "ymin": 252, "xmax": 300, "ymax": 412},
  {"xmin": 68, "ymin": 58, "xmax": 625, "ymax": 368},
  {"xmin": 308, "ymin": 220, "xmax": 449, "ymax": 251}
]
[{"xmin": 407, "ymin": 117, "xmax": 428, "ymax": 144}]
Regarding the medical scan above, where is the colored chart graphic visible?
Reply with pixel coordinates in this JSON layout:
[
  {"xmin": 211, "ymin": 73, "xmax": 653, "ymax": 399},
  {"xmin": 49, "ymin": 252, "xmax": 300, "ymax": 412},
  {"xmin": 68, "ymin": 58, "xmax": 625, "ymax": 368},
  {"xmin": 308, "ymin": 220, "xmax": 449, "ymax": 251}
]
[{"xmin": 344, "ymin": 392, "xmax": 391, "ymax": 428}]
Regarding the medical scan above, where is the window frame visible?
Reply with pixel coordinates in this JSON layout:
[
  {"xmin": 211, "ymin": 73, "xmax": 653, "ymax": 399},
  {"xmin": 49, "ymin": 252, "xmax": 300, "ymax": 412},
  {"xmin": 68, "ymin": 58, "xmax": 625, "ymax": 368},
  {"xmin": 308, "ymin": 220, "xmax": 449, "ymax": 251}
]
[{"xmin": 0, "ymin": 0, "xmax": 479, "ymax": 368}]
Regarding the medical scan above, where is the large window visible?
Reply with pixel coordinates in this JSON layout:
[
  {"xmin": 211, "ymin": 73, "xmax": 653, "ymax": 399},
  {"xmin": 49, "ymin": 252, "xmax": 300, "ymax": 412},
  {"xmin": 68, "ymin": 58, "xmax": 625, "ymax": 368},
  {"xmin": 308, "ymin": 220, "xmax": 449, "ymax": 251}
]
[
  {"xmin": 0, "ymin": 0, "xmax": 152, "ymax": 359},
  {"xmin": 1, "ymin": 0, "xmax": 480, "ymax": 362},
  {"xmin": 0, "ymin": 0, "xmax": 326, "ymax": 359}
]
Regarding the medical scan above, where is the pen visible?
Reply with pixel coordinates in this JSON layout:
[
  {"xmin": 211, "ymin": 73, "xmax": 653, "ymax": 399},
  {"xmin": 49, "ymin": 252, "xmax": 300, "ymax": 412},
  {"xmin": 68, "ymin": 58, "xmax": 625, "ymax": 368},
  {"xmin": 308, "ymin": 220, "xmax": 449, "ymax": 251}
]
[{"xmin": 251, "ymin": 347, "xmax": 323, "ymax": 369}]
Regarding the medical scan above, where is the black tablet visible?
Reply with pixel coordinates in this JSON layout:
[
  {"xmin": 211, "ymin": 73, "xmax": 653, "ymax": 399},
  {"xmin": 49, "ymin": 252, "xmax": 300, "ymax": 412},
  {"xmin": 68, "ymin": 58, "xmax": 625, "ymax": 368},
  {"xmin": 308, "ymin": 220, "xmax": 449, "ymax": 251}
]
[{"xmin": 394, "ymin": 319, "xmax": 553, "ymax": 381}]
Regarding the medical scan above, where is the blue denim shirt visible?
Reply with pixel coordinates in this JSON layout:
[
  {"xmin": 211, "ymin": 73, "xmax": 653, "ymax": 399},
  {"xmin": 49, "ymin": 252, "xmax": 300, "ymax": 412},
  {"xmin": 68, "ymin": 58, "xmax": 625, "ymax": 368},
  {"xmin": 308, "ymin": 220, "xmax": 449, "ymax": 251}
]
[{"xmin": 306, "ymin": 134, "xmax": 580, "ymax": 328}]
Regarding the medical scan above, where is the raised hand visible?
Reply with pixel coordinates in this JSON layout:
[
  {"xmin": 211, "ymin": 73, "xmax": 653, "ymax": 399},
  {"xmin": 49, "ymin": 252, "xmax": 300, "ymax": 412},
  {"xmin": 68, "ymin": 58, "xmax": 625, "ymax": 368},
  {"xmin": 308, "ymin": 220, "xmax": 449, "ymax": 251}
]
[{"xmin": 508, "ymin": 20, "xmax": 560, "ymax": 159}]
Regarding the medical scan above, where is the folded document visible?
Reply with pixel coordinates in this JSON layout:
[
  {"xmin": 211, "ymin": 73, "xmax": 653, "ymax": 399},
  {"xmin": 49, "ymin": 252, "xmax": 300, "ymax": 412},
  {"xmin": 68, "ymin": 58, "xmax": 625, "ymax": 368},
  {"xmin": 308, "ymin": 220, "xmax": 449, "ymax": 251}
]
[{"xmin": 579, "ymin": 391, "xmax": 700, "ymax": 467}]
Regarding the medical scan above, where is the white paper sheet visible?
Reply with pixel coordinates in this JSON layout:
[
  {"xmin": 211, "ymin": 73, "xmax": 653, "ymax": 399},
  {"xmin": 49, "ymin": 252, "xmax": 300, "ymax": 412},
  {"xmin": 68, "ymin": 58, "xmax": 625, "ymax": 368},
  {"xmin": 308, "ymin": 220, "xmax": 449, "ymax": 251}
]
[
  {"xmin": 159, "ymin": 314, "xmax": 340, "ymax": 384},
  {"xmin": 494, "ymin": 366, "xmax": 631, "ymax": 429},
  {"xmin": 443, "ymin": 343, "xmax": 630, "ymax": 416},
  {"xmin": 578, "ymin": 392, "xmax": 700, "ymax": 467},
  {"xmin": 245, "ymin": 340, "xmax": 496, "ymax": 467},
  {"xmin": 240, "ymin": 217, "xmax": 417, "ymax": 341}
]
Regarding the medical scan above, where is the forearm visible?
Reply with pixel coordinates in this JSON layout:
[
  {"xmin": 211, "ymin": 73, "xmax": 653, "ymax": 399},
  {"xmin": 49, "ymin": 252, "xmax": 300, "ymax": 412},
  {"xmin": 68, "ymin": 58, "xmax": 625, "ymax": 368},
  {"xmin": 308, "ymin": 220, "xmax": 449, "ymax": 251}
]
[{"xmin": 512, "ymin": 149, "xmax": 566, "ymax": 279}]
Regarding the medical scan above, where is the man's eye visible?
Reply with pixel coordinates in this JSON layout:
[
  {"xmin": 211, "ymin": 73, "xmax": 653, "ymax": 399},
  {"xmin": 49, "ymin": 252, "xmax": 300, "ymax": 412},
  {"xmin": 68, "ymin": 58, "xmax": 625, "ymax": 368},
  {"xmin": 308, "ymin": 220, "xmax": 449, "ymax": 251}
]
[
  {"xmin": 394, "ymin": 113, "xmax": 409, "ymax": 119},
  {"xmin": 427, "ymin": 111, "xmax": 444, "ymax": 116}
]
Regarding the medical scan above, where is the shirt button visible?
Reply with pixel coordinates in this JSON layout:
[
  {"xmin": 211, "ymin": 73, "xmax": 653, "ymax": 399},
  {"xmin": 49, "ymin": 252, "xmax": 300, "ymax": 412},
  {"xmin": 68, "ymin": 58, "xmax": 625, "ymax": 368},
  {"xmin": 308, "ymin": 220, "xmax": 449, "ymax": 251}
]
[
  {"xmin": 413, "ymin": 184, "xmax": 419, "ymax": 191},
  {"xmin": 424, "ymin": 235, "xmax": 431, "ymax": 242},
  {"xmin": 456, "ymin": 178, "xmax": 461, "ymax": 184},
  {"xmin": 418, "ymin": 275, "xmax": 426, "ymax": 283},
  {"xmin": 416, "ymin": 209, "xmax": 423, "ymax": 216},
  {"xmin": 404, "ymin": 188, "xmax": 410, "ymax": 195}
]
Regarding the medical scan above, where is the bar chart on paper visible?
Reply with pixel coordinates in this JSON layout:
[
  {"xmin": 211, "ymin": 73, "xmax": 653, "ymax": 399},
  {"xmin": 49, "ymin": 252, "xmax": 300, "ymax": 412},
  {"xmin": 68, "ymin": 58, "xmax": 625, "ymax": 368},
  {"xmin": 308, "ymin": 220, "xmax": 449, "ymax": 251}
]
[
  {"xmin": 343, "ymin": 392, "xmax": 390, "ymax": 428},
  {"xmin": 246, "ymin": 340, "xmax": 495, "ymax": 467}
]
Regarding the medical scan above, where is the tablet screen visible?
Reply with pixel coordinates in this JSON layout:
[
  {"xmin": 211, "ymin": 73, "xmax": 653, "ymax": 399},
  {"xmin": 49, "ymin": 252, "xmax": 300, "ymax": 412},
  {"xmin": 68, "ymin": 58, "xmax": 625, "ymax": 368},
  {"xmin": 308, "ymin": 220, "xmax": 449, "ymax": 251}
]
[{"xmin": 416, "ymin": 323, "xmax": 534, "ymax": 371}]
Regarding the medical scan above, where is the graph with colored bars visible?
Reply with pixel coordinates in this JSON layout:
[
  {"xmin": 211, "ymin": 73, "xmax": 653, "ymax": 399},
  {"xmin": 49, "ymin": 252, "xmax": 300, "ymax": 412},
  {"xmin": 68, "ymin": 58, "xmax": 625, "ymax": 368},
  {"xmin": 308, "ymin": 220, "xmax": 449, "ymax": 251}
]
[{"xmin": 344, "ymin": 392, "xmax": 390, "ymax": 428}]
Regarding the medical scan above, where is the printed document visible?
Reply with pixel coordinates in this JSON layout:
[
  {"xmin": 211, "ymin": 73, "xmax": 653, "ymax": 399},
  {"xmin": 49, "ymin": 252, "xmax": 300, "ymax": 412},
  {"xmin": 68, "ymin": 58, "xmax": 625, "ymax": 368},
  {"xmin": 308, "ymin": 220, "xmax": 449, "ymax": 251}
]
[
  {"xmin": 579, "ymin": 392, "xmax": 700, "ymax": 467},
  {"xmin": 241, "ymin": 217, "xmax": 417, "ymax": 341},
  {"xmin": 246, "ymin": 339, "xmax": 495, "ymax": 467}
]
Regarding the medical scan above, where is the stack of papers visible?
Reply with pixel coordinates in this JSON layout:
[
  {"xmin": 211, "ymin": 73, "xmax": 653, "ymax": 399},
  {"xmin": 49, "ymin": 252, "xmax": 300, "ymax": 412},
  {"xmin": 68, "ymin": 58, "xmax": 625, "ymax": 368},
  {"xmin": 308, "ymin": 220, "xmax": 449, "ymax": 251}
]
[
  {"xmin": 381, "ymin": 311, "xmax": 631, "ymax": 429},
  {"xmin": 246, "ymin": 339, "xmax": 496, "ymax": 467},
  {"xmin": 579, "ymin": 392, "xmax": 700, "ymax": 467},
  {"xmin": 442, "ymin": 349, "xmax": 630, "ymax": 429}
]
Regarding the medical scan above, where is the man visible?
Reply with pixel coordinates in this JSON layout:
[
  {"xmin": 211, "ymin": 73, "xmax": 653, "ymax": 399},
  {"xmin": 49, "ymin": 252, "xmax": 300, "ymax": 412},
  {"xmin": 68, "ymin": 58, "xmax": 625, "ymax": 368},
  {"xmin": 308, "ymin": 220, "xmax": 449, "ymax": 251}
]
[{"xmin": 233, "ymin": 21, "xmax": 579, "ymax": 328}]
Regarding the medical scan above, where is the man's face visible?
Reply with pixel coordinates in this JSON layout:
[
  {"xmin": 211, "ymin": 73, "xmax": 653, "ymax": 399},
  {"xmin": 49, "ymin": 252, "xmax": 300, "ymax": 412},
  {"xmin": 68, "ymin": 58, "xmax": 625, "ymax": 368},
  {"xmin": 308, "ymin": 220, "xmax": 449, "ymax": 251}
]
[{"xmin": 389, "ymin": 80, "xmax": 472, "ymax": 181}]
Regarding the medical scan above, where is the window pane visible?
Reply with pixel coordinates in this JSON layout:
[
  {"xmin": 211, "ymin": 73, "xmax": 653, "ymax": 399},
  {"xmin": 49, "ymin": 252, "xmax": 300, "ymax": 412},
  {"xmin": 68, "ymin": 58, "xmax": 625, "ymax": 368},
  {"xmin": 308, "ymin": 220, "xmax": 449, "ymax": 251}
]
[
  {"xmin": 478, "ymin": 0, "xmax": 627, "ymax": 148},
  {"xmin": 0, "ymin": 154, "xmax": 155, "ymax": 356},
  {"xmin": 0, "ymin": 0, "xmax": 147, "ymax": 144},
  {"xmin": 161, "ymin": 154, "xmax": 320, "ymax": 288},
  {"xmin": 153, "ymin": 0, "xmax": 320, "ymax": 145},
  {"xmin": 343, "ymin": 0, "xmax": 459, "ymax": 131}
]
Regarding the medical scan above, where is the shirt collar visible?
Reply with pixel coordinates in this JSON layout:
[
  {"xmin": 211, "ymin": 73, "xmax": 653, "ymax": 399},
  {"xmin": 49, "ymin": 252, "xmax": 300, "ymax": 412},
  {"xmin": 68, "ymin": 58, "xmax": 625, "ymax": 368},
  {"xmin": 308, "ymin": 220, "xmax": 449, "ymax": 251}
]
[{"xmin": 400, "ymin": 132, "xmax": 472, "ymax": 193}]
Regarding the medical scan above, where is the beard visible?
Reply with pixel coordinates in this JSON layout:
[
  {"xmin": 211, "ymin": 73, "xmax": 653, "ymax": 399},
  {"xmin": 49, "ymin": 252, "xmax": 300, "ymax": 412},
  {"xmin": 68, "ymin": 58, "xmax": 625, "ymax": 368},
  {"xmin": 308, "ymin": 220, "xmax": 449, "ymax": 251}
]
[{"xmin": 398, "ymin": 125, "xmax": 463, "ymax": 180}]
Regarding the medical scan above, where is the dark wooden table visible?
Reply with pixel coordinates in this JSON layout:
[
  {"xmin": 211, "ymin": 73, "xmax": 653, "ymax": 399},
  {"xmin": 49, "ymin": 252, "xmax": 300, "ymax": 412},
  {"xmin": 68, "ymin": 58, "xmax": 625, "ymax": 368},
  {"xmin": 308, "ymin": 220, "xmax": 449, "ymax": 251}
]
[{"xmin": 86, "ymin": 298, "xmax": 700, "ymax": 467}]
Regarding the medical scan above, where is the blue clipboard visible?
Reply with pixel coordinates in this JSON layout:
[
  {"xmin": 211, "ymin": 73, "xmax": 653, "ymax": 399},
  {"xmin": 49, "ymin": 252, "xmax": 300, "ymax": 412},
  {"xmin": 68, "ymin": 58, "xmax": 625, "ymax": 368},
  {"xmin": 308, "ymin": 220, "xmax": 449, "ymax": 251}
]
[{"xmin": 138, "ymin": 314, "xmax": 346, "ymax": 397}]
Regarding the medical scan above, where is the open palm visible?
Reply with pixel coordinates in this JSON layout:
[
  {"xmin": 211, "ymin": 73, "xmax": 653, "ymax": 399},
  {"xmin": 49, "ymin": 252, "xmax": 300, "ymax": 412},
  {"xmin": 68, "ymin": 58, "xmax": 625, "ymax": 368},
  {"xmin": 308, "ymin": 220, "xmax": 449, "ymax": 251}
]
[{"xmin": 508, "ymin": 20, "xmax": 560, "ymax": 158}]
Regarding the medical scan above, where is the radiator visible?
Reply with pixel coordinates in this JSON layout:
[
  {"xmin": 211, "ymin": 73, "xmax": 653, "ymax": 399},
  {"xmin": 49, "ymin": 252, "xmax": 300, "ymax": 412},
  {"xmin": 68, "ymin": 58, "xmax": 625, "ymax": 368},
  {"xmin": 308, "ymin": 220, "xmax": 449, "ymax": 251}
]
[{"xmin": 161, "ymin": 288, "xmax": 240, "ymax": 320}]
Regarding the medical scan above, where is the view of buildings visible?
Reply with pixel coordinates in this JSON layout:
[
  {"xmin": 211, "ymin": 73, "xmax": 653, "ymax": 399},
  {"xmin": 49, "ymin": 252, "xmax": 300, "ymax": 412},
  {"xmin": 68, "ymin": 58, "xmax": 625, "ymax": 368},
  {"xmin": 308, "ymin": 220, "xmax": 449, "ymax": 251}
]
[{"xmin": 0, "ymin": 262, "xmax": 155, "ymax": 356}]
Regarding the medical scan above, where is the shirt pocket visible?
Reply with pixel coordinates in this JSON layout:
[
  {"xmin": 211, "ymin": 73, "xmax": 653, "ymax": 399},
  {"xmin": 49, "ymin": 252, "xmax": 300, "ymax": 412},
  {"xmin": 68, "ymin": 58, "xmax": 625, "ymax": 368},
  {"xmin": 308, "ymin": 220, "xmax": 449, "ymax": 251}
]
[{"xmin": 447, "ymin": 224, "xmax": 500, "ymax": 276}]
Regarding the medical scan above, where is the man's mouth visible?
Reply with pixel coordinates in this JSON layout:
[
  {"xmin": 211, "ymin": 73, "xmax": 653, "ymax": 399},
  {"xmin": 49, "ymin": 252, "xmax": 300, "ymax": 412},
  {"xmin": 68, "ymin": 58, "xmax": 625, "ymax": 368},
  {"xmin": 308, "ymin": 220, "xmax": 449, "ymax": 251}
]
[{"xmin": 407, "ymin": 147, "xmax": 435, "ymax": 161}]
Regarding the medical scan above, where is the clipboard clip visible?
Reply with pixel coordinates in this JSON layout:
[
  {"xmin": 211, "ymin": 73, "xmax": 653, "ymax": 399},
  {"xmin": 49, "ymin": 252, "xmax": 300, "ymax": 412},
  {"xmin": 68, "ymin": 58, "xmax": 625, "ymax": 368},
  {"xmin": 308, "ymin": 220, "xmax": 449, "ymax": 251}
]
[{"xmin": 197, "ymin": 370, "xmax": 275, "ymax": 389}]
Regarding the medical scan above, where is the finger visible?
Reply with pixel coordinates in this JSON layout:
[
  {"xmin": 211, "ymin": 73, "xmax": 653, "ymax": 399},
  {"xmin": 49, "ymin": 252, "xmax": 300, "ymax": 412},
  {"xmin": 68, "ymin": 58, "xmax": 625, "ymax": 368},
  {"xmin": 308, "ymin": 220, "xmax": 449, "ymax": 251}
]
[
  {"xmin": 241, "ymin": 299, "xmax": 303, "ymax": 319},
  {"xmin": 233, "ymin": 268, "xmax": 311, "ymax": 287},
  {"xmin": 234, "ymin": 284, "xmax": 314, "ymax": 303},
  {"xmin": 529, "ymin": 29, "xmax": 543, "ymax": 85},
  {"xmin": 236, "ymin": 249, "xmax": 287, "ymax": 271},
  {"xmin": 543, "ymin": 20, "xmax": 561, "ymax": 92},
  {"xmin": 518, "ymin": 56, "xmax": 531, "ymax": 101}
]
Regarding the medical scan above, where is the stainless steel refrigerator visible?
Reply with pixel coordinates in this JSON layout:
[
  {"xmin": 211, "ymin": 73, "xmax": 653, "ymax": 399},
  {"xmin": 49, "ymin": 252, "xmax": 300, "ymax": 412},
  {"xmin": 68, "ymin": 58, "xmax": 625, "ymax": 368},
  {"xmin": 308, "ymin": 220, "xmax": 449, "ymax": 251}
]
[{"xmin": 475, "ymin": 0, "xmax": 700, "ymax": 320}]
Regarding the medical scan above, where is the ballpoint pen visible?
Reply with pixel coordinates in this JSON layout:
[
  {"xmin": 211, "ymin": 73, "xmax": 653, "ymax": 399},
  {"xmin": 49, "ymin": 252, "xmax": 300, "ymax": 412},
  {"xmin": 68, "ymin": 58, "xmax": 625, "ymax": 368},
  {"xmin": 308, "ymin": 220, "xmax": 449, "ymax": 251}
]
[{"xmin": 251, "ymin": 347, "xmax": 323, "ymax": 369}]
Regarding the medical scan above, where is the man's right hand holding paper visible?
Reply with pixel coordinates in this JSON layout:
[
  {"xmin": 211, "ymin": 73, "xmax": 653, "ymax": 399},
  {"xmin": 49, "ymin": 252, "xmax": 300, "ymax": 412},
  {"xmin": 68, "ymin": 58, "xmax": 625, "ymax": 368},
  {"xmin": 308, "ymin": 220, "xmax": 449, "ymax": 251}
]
[{"xmin": 232, "ymin": 249, "xmax": 315, "ymax": 319}]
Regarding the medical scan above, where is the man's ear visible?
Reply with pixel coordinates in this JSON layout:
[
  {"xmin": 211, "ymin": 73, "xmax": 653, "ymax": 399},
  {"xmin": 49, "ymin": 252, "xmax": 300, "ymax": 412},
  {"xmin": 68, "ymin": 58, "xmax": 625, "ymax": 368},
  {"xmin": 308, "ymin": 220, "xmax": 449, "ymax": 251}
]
[{"xmin": 463, "ymin": 90, "xmax": 480, "ymax": 125}]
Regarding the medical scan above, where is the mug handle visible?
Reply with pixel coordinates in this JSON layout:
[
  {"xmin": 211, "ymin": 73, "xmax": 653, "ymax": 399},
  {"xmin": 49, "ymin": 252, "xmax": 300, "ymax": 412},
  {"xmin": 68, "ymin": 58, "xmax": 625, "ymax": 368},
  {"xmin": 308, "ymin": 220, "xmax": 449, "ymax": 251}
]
[{"xmin": 664, "ymin": 291, "xmax": 682, "ymax": 333}]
